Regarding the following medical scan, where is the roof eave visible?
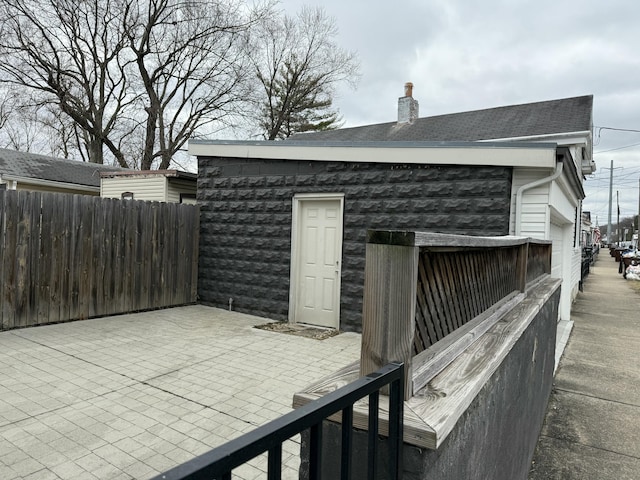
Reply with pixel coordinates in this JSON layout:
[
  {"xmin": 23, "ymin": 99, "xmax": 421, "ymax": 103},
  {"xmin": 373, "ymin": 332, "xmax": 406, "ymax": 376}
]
[
  {"xmin": 0, "ymin": 174, "xmax": 100, "ymax": 192},
  {"xmin": 481, "ymin": 130, "xmax": 592, "ymax": 150},
  {"xmin": 557, "ymin": 147, "xmax": 586, "ymax": 200},
  {"xmin": 100, "ymin": 169, "xmax": 197, "ymax": 180}
]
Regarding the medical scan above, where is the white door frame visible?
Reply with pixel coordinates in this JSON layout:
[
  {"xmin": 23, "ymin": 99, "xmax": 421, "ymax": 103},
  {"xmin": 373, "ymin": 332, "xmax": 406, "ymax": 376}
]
[{"xmin": 288, "ymin": 193, "xmax": 345, "ymax": 326}]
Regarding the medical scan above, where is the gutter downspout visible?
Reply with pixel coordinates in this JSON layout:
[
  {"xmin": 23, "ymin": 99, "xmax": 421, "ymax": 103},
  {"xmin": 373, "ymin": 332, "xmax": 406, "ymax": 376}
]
[{"xmin": 515, "ymin": 160, "xmax": 564, "ymax": 236}]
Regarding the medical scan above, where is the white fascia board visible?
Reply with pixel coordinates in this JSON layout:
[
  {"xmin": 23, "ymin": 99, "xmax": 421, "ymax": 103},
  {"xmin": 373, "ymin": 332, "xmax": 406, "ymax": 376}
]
[
  {"xmin": 0, "ymin": 174, "xmax": 100, "ymax": 193},
  {"xmin": 189, "ymin": 141, "xmax": 557, "ymax": 169}
]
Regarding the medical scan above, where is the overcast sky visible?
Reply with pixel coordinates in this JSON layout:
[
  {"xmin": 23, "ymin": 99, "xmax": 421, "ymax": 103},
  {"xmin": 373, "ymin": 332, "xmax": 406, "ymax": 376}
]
[{"xmin": 277, "ymin": 0, "xmax": 640, "ymax": 228}]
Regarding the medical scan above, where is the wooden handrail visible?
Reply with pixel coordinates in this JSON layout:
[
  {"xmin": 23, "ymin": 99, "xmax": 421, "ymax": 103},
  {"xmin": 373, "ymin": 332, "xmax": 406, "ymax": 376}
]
[{"xmin": 367, "ymin": 230, "xmax": 551, "ymax": 249}]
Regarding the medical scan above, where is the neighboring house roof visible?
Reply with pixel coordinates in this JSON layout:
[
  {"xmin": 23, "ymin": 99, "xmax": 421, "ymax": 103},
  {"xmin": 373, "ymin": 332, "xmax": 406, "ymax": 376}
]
[
  {"xmin": 288, "ymin": 95, "xmax": 593, "ymax": 143},
  {"xmin": 0, "ymin": 148, "xmax": 121, "ymax": 189}
]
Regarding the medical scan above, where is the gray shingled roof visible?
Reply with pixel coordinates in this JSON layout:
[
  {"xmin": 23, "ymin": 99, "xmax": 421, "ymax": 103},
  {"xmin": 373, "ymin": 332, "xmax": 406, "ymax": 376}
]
[
  {"xmin": 289, "ymin": 95, "xmax": 593, "ymax": 143},
  {"xmin": 0, "ymin": 149, "xmax": 122, "ymax": 187}
]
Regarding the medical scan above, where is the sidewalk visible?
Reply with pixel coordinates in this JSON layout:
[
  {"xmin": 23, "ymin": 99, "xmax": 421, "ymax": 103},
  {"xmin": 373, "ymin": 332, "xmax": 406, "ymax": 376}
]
[{"xmin": 529, "ymin": 254, "xmax": 640, "ymax": 479}]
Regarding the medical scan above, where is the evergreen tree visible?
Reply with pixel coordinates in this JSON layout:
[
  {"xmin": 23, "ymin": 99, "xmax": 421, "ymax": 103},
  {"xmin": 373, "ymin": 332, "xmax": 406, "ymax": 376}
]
[{"xmin": 251, "ymin": 6, "xmax": 359, "ymax": 140}]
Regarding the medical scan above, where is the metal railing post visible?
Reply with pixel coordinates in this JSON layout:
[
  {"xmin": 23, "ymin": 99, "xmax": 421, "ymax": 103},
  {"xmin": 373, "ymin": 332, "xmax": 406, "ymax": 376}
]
[
  {"xmin": 388, "ymin": 367, "xmax": 405, "ymax": 480},
  {"xmin": 152, "ymin": 362, "xmax": 405, "ymax": 480}
]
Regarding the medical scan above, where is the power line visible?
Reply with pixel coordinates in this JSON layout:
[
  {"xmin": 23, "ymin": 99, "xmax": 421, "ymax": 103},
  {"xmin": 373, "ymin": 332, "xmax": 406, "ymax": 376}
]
[
  {"xmin": 586, "ymin": 176, "xmax": 640, "ymax": 186},
  {"xmin": 594, "ymin": 126, "xmax": 640, "ymax": 134},
  {"xmin": 587, "ymin": 166, "xmax": 640, "ymax": 179},
  {"xmin": 592, "ymin": 125, "xmax": 640, "ymax": 151},
  {"xmin": 594, "ymin": 141, "xmax": 640, "ymax": 154}
]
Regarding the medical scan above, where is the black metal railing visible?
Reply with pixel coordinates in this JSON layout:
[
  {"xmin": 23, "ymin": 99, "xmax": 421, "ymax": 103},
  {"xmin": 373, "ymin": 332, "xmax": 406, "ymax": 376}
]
[
  {"xmin": 580, "ymin": 247, "xmax": 594, "ymax": 291},
  {"xmin": 152, "ymin": 363, "xmax": 405, "ymax": 480}
]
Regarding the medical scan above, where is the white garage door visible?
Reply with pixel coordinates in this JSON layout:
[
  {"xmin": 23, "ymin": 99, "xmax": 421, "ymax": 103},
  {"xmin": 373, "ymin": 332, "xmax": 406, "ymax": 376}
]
[{"xmin": 550, "ymin": 223, "xmax": 564, "ymax": 280}]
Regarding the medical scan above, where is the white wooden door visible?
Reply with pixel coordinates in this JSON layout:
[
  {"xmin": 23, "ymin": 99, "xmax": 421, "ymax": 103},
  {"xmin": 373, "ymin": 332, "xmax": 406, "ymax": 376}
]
[{"xmin": 293, "ymin": 198, "xmax": 342, "ymax": 328}]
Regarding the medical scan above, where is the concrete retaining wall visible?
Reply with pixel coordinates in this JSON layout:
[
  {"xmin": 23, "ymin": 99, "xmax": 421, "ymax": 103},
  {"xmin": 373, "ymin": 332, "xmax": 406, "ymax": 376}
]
[{"xmin": 299, "ymin": 285, "xmax": 559, "ymax": 479}]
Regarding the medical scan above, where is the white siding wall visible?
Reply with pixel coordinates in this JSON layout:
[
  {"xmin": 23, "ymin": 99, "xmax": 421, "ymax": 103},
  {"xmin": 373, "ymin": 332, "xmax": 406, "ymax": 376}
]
[
  {"xmin": 510, "ymin": 168, "xmax": 551, "ymax": 237},
  {"xmin": 550, "ymin": 178, "xmax": 581, "ymax": 317},
  {"xmin": 101, "ymin": 176, "xmax": 167, "ymax": 201},
  {"xmin": 512, "ymin": 167, "xmax": 583, "ymax": 322},
  {"xmin": 166, "ymin": 179, "xmax": 197, "ymax": 203}
]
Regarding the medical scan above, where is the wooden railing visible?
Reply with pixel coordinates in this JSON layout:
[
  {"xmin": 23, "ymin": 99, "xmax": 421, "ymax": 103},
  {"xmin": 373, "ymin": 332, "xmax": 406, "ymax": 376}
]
[{"xmin": 360, "ymin": 230, "xmax": 552, "ymax": 400}]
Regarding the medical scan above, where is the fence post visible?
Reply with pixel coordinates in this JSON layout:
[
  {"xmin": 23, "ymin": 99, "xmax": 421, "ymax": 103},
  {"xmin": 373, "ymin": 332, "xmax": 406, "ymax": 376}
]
[
  {"xmin": 516, "ymin": 241, "xmax": 529, "ymax": 292},
  {"xmin": 360, "ymin": 239, "xmax": 418, "ymax": 400},
  {"xmin": 544, "ymin": 242, "xmax": 552, "ymax": 274}
]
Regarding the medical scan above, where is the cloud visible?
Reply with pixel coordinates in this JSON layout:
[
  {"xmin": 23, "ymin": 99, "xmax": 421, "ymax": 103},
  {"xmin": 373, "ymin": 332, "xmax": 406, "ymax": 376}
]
[{"xmin": 277, "ymin": 0, "xmax": 640, "ymax": 222}]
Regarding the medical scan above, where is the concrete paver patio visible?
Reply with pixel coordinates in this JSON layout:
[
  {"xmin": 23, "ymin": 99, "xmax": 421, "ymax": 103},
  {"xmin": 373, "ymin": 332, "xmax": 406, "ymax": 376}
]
[{"xmin": 0, "ymin": 306, "xmax": 361, "ymax": 479}]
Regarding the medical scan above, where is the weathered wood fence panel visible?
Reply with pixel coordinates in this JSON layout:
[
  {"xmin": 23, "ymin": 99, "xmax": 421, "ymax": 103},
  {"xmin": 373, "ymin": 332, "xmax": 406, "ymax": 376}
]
[
  {"xmin": 527, "ymin": 241, "xmax": 552, "ymax": 283},
  {"xmin": 0, "ymin": 190, "xmax": 199, "ymax": 330},
  {"xmin": 413, "ymin": 247, "xmax": 520, "ymax": 353}
]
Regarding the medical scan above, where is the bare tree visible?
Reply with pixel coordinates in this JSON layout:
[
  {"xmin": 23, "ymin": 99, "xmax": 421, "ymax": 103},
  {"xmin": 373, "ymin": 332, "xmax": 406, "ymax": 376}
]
[
  {"xmin": 36, "ymin": 103, "xmax": 89, "ymax": 160},
  {"xmin": 0, "ymin": 87, "xmax": 48, "ymax": 153},
  {"xmin": 0, "ymin": 0, "xmax": 272, "ymax": 167},
  {"xmin": 124, "ymin": 0, "xmax": 270, "ymax": 169},
  {"xmin": 0, "ymin": 89, "xmax": 11, "ymax": 132},
  {"xmin": 0, "ymin": 0, "xmax": 134, "ymax": 165},
  {"xmin": 251, "ymin": 6, "xmax": 360, "ymax": 140},
  {"xmin": 1, "ymin": 112, "xmax": 40, "ymax": 153}
]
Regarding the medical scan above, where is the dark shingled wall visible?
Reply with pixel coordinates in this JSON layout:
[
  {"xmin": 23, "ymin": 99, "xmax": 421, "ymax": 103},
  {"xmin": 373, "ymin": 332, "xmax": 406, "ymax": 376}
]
[{"xmin": 197, "ymin": 157, "xmax": 513, "ymax": 331}]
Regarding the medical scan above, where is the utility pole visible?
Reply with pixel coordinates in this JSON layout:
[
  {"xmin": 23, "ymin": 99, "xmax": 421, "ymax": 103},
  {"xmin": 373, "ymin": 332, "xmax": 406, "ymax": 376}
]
[
  {"xmin": 617, "ymin": 190, "xmax": 620, "ymax": 244},
  {"xmin": 608, "ymin": 160, "xmax": 613, "ymax": 245},
  {"xmin": 603, "ymin": 160, "xmax": 623, "ymax": 245}
]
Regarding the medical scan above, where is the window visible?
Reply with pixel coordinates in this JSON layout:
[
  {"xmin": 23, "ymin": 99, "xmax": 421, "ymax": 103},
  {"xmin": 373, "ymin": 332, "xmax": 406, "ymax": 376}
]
[
  {"xmin": 121, "ymin": 192, "xmax": 134, "ymax": 200},
  {"xmin": 180, "ymin": 193, "xmax": 196, "ymax": 204}
]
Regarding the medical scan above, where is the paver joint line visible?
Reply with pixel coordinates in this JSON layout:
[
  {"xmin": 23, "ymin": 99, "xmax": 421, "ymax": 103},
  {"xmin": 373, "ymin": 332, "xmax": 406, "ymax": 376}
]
[{"xmin": 0, "ymin": 305, "xmax": 361, "ymax": 480}]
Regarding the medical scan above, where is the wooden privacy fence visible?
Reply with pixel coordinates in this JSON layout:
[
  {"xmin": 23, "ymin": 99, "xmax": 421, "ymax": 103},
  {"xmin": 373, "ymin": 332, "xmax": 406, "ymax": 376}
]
[
  {"xmin": 0, "ymin": 190, "xmax": 199, "ymax": 330},
  {"xmin": 360, "ymin": 230, "xmax": 552, "ymax": 400}
]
